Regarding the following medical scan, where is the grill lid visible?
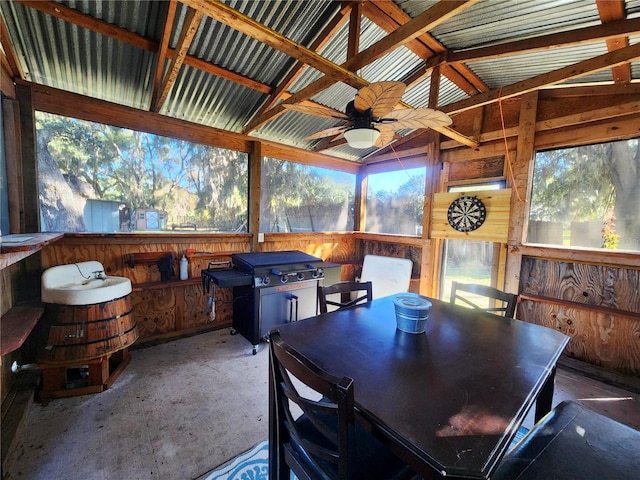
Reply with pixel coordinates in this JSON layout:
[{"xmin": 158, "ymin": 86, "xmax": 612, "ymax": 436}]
[{"xmin": 232, "ymin": 250, "xmax": 324, "ymax": 273}]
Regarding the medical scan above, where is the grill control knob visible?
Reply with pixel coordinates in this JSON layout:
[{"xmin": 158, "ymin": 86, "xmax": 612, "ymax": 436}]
[
  {"xmin": 261, "ymin": 275, "xmax": 271, "ymax": 286},
  {"xmin": 312, "ymin": 269, "xmax": 322, "ymax": 278},
  {"xmin": 297, "ymin": 272, "xmax": 305, "ymax": 281},
  {"xmin": 280, "ymin": 275, "xmax": 288, "ymax": 284}
]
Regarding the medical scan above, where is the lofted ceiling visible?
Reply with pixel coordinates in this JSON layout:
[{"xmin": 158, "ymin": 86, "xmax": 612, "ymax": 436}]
[{"xmin": 1, "ymin": 0, "xmax": 639, "ymax": 163}]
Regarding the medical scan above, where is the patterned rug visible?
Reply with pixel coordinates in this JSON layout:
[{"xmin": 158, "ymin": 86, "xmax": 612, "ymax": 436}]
[
  {"xmin": 201, "ymin": 426, "xmax": 529, "ymax": 480},
  {"xmin": 201, "ymin": 440, "xmax": 269, "ymax": 480}
]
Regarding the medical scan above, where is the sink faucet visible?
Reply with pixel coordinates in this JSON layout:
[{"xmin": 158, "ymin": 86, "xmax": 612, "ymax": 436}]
[{"xmin": 93, "ymin": 270, "xmax": 106, "ymax": 280}]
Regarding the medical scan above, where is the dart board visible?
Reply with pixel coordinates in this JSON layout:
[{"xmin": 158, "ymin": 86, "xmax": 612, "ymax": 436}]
[{"xmin": 447, "ymin": 196, "xmax": 487, "ymax": 232}]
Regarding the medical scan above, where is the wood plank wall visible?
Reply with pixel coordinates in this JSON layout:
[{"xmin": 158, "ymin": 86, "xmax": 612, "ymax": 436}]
[
  {"xmin": 40, "ymin": 232, "xmax": 358, "ymax": 345},
  {"xmin": 518, "ymin": 257, "xmax": 640, "ymax": 375}
]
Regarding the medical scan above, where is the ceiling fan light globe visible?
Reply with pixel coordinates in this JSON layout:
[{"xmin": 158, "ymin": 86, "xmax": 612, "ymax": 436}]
[{"xmin": 344, "ymin": 127, "xmax": 380, "ymax": 149}]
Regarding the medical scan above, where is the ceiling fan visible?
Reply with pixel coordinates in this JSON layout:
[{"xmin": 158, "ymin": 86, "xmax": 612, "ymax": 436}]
[{"xmin": 283, "ymin": 81, "xmax": 453, "ymax": 149}]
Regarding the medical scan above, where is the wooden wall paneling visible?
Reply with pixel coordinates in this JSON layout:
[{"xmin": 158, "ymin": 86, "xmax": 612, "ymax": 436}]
[
  {"xmin": 534, "ymin": 112, "xmax": 640, "ymax": 151},
  {"xmin": 505, "ymin": 91, "xmax": 538, "ymax": 294},
  {"xmin": 38, "ymin": 235, "xmax": 250, "ymax": 342},
  {"xmin": 0, "ymin": 262, "xmax": 16, "ymax": 317},
  {"xmin": 447, "ymin": 156, "xmax": 504, "ymax": 181},
  {"xmin": 520, "ymin": 257, "xmax": 640, "ymax": 314},
  {"xmin": 519, "ymin": 245, "xmax": 640, "ymax": 269},
  {"xmin": 259, "ymin": 233, "xmax": 357, "ymax": 264},
  {"xmin": 519, "ymin": 255, "xmax": 640, "ymax": 376},
  {"xmin": 518, "ymin": 298, "xmax": 640, "ymax": 376},
  {"xmin": 131, "ymin": 289, "xmax": 176, "ymax": 338}
]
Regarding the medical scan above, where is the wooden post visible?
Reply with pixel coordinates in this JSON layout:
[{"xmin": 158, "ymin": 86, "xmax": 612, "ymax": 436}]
[
  {"xmin": 15, "ymin": 83, "xmax": 39, "ymax": 233},
  {"xmin": 354, "ymin": 167, "xmax": 366, "ymax": 232},
  {"xmin": 421, "ymin": 141, "xmax": 439, "ymax": 296},
  {"xmin": 2, "ymin": 98, "xmax": 24, "ymax": 233},
  {"xmin": 505, "ymin": 91, "xmax": 538, "ymax": 294},
  {"xmin": 248, "ymin": 140, "xmax": 262, "ymax": 252}
]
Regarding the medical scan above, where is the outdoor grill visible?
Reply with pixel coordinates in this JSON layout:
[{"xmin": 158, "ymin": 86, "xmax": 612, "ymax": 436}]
[{"xmin": 202, "ymin": 251, "xmax": 336, "ymax": 354}]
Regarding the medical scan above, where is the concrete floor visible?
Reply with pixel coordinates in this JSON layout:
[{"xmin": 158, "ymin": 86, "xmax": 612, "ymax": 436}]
[
  {"xmin": 3, "ymin": 328, "xmax": 639, "ymax": 480},
  {"xmin": 3, "ymin": 329, "xmax": 269, "ymax": 480}
]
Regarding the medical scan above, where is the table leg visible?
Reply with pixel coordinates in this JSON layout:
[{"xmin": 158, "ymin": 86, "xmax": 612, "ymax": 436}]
[{"xmin": 534, "ymin": 366, "xmax": 556, "ymax": 422}]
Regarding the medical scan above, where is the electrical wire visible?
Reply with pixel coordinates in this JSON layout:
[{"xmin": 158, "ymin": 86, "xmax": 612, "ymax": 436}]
[{"xmin": 497, "ymin": 88, "xmax": 525, "ymax": 202}]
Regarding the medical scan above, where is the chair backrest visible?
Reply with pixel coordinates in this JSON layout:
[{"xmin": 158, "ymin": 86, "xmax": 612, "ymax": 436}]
[
  {"xmin": 360, "ymin": 255, "xmax": 412, "ymax": 299},
  {"xmin": 269, "ymin": 329, "xmax": 355, "ymax": 479},
  {"xmin": 449, "ymin": 281, "xmax": 518, "ymax": 318},
  {"xmin": 317, "ymin": 281, "xmax": 372, "ymax": 314}
]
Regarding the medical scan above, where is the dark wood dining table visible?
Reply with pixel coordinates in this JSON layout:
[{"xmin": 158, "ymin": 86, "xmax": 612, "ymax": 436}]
[{"xmin": 268, "ymin": 294, "xmax": 569, "ymax": 479}]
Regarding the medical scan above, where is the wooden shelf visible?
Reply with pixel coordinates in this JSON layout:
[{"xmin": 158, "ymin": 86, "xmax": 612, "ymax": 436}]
[
  {"xmin": 131, "ymin": 278, "xmax": 201, "ymax": 292},
  {"xmin": 1, "ymin": 233, "xmax": 64, "ymax": 269},
  {"xmin": 1, "ymin": 304, "xmax": 44, "ymax": 356}
]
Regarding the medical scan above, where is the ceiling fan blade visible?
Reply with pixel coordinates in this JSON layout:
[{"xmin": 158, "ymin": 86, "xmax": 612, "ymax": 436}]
[
  {"xmin": 374, "ymin": 124, "xmax": 397, "ymax": 148},
  {"xmin": 354, "ymin": 81, "xmax": 406, "ymax": 118},
  {"xmin": 383, "ymin": 108, "xmax": 453, "ymax": 130},
  {"xmin": 282, "ymin": 103, "xmax": 349, "ymax": 120},
  {"xmin": 306, "ymin": 125, "xmax": 349, "ymax": 140}
]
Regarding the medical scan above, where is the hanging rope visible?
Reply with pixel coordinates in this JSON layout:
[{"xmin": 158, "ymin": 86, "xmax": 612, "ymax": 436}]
[
  {"xmin": 389, "ymin": 143, "xmax": 428, "ymax": 205},
  {"xmin": 498, "ymin": 88, "xmax": 525, "ymax": 202}
]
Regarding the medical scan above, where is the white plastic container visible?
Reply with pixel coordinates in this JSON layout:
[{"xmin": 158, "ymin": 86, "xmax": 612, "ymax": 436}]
[{"xmin": 180, "ymin": 255, "xmax": 188, "ymax": 280}]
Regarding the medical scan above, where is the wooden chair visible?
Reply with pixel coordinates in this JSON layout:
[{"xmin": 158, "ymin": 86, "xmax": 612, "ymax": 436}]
[
  {"xmin": 317, "ymin": 281, "xmax": 372, "ymax": 314},
  {"xmin": 450, "ymin": 281, "xmax": 518, "ymax": 318},
  {"xmin": 492, "ymin": 401, "xmax": 640, "ymax": 480},
  {"xmin": 268, "ymin": 330, "xmax": 416, "ymax": 480}
]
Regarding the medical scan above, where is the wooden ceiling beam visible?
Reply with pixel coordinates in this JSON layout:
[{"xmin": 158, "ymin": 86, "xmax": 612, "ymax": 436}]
[
  {"xmin": 443, "ymin": 42, "xmax": 640, "ymax": 115},
  {"xmin": 181, "ymin": 53, "xmax": 270, "ymax": 94},
  {"xmin": 151, "ymin": 0, "xmax": 178, "ymax": 111},
  {"xmin": 596, "ymin": 0, "xmax": 630, "ymax": 84},
  {"xmin": 342, "ymin": 0, "xmax": 479, "ymax": 75},
  {"xmin": 347, "ymin": 1, "xmax": 361, "ymax": 60},
  {"xmin": 363, "ymin": 0, "xmax": 488, "ymax": 95},
  {"xmin": 447, "ymin": 16, "xmax": 640, "ymax": 64},
  {"xmin": 243, "ymin": 0, "xmax": 479, "ymax": 135},
  {"xmin": 154, "ymin": 7, "xmax": 203, "ymax": 111},
  {"xmin": 360, "ymin": 1, "xmax": 434, "ymax": 58},
  {"xmin": 23, "ymin": 78, "xmax": 360, "ymax": 174},
  {"xmin": 0, "ymin": 12, "xmax": 24, "ymax": 80},
  {"xmin": 243, "ymin": 4, "xmax": 351, "ymax": 133},
  {"xmin": 183, "ymin": 0, "xmax": 367, "ymax": 88},
  {"xmin": 14, "ymin": 0, "xmax": 271, "ymax": 95}
]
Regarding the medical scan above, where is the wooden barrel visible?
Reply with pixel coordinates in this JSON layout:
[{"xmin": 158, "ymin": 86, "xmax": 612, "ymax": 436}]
[{"xmin": 40, "ymin": 294, "xmax": 138, "ymax": 364}]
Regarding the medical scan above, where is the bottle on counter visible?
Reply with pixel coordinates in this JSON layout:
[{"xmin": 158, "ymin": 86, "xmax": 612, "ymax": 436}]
[{"xmin": 180, "ymin": 254, "xmax": 188, "ymax": 280}]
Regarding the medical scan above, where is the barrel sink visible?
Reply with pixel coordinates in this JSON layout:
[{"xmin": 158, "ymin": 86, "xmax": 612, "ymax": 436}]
[{"xmin": 40, "ymin": 261, "xmax": 138, "ymax": 364}]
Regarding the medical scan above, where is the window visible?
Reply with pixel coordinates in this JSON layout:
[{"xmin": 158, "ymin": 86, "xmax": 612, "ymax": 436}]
[
  {"xmin": 259, "ymin": 158, "xmax": 355, "ymax": 232},
  {"xmin": 528, "ymin": 138, "xmax": 639, "ymax": 252},
  {"xmin": 36, "ymin": 112, "xmax": 248, "ymax": 233},
  {"xmin": 365, "ymin": 167, "xmax": 426, "ymax": 235}
]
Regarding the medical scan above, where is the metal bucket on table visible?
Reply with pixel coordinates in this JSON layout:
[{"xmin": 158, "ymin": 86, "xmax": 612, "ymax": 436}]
[{"xmin": 393, "ymin": 294, "xmax": 432, "ymax": 334}]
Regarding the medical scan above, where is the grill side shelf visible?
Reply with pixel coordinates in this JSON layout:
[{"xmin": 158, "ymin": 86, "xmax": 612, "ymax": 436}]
[{"xmin": 201, "ymin": 268, "xmax": 253, "ymax": 292}]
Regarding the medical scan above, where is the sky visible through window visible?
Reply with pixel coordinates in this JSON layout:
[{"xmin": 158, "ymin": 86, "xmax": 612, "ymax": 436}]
[{"xmin": 368, "ymin": 168, "xmax": 421, "ymax": 194}]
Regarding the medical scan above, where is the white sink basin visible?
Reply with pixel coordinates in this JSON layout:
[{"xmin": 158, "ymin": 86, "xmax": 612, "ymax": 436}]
[{"xmin": 42, "ymin": 261, "xmax": 132, "ymax": 305}]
